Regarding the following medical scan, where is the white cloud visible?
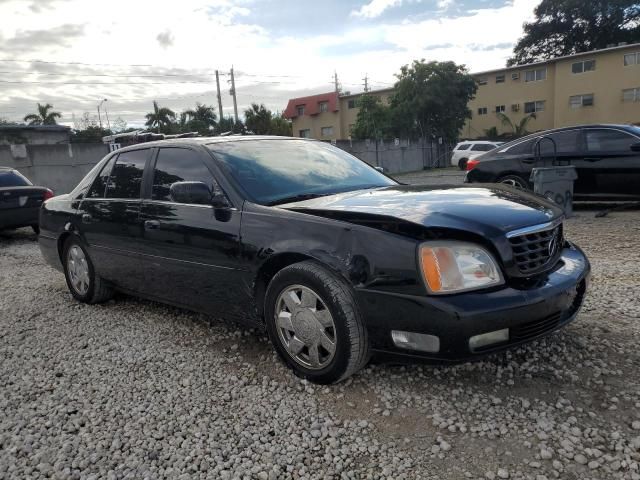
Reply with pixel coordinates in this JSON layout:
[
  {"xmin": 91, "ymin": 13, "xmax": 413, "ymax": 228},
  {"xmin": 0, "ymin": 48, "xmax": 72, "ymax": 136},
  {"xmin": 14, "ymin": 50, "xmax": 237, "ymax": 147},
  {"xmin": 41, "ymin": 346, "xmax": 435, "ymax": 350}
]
[
  {"xmin": 351, "ymin": 0, "xmax": 403, "ymax": 18},
  {"xmin": 0, "ymin": 0, "xmax": 539, "ymax": 125},
  {"xmin": 437, "ymin": 0, "xmax": 454, "ymax": 9}
]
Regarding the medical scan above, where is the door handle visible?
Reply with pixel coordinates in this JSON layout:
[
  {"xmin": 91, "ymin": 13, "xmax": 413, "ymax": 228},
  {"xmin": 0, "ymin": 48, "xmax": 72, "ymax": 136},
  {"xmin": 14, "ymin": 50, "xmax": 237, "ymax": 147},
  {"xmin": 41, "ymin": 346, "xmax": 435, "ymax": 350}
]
[
  {"xmin": 522, "ymin": 158, "xmax": 535, "ymax": 164},
  {"xmin": 144, "ymin": 220, "xmax": 160, "ymax": 230},
  {"xmin": 81, "ymin": 213, "xmax": 92, "ymax": 224},
  {"xmin": 584, "ymin": 157, "xmax": 602, "ymax": 162}
]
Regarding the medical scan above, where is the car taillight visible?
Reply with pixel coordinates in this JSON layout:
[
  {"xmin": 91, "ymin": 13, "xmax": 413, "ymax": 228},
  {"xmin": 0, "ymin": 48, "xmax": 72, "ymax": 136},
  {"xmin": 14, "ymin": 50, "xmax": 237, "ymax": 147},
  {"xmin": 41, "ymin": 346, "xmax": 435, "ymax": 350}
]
[
  {"xmin": 43, "ymin": 189, "xmax": 54, "ymax": 201},
  {"xmin": 466, "ymin": 159, "xmax": 480, "ymax": 171}
]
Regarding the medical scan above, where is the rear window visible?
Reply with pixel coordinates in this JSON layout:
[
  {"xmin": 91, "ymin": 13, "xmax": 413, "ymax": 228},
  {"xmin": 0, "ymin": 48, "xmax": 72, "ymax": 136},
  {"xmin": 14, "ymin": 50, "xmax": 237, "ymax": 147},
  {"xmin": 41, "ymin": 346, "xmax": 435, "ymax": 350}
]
[
  {"xmin": 505, "ymin": 139, "xmax": 535, "ymax": 155},
  {"xmin": 0, "ymin": 170, "xmax": 31, "ymax": 187}
]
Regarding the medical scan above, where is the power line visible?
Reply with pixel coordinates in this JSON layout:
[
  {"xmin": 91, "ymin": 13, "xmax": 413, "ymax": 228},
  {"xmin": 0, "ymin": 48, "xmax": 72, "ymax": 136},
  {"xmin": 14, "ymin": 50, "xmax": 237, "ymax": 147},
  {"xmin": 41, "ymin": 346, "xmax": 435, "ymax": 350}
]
[{"xmin": 0, "ymin": 70, "xmax": 214, "ymax": 78}]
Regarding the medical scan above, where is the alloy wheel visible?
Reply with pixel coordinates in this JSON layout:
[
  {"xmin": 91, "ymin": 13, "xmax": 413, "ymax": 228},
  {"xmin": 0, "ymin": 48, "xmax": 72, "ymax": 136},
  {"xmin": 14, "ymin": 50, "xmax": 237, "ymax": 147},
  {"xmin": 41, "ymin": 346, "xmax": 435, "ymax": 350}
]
[{"xmin": 274, "ymin": 285, "xmax": 337, "ymax": 370}]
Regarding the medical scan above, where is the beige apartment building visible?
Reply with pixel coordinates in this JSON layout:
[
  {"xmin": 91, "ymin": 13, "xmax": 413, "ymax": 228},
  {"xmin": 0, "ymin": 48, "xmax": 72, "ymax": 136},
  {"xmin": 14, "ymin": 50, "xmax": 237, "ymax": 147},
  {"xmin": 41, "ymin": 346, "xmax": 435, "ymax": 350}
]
[{"xmin": 284, "ymin": 43, "xmax": 640, "ymax": 140}]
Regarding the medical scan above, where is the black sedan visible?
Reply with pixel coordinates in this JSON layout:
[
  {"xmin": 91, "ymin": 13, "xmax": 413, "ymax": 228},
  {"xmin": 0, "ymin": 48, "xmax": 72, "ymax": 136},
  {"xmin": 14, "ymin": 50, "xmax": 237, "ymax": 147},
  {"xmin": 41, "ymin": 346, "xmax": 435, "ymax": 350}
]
[
  {"xmin": 465, "ymin": 124, "xmax": 640, "ymax": 199},
  {"xmin": 38, "ymin": 137, "xmax": 590, "ymax": 383},
  {"xmin": 1, "ymin": 167, "xmax": 53, "ymax": 234}
]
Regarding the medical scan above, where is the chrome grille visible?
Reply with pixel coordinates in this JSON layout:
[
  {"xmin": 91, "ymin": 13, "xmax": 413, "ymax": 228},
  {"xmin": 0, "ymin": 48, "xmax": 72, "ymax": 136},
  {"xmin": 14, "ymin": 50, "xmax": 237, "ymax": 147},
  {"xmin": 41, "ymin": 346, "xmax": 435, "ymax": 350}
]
[{"xmin": 508, "ymin": 223, "xmax": 563, "ymax": 275}]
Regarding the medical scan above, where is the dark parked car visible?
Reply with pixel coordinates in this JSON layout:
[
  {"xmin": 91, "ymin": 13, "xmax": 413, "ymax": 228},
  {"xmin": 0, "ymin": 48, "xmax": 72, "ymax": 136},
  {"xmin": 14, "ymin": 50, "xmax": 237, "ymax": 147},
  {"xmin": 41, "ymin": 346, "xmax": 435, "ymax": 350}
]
[
  {"xmin": 0, "ymin": 167, "xmax": 53, "ymax": 234},
  {"xmin": 39, "ymin": 137, "xmax": 590, "ymax": 383},
  {"xmin": 465, "ymin": 124, "xmax": 640, "ymax": 199}
]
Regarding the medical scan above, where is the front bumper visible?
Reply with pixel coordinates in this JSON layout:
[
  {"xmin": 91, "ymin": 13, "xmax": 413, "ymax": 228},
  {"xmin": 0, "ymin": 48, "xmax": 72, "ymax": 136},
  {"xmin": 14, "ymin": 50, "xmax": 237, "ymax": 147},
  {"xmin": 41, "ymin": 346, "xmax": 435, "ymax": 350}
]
[{"xmin": 356, "ymin": 243, "xmax": 590, "ymax": 363}]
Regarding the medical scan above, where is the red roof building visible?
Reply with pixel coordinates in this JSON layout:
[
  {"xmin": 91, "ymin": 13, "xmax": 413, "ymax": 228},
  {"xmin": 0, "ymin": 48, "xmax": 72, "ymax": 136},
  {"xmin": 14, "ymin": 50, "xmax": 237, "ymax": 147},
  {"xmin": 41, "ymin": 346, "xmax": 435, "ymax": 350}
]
[{"xmin": 283, "ymin": 91, "xmax": 340, "ymax": 119}]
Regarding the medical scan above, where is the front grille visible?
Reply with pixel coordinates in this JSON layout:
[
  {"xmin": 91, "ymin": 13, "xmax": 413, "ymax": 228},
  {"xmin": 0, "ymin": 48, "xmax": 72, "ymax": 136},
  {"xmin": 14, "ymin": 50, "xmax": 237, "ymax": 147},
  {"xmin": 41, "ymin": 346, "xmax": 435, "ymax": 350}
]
[
  {"xmin": 511, "ymin": 311, "xmax": 562, "ymax": 342},
  {"xmin": 508, "ymin": 223, "xmax": 563, "ymax": 275}
]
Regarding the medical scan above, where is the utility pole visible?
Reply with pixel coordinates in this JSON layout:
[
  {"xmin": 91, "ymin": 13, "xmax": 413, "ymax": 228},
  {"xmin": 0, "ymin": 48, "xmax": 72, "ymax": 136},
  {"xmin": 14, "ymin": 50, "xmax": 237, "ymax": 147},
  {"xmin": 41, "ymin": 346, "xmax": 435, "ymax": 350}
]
[
  {"xmin": 215, "ymin": 70, "xmax": 224, "ymax": 121},
  {"xmin": 97, "ymin": 98, "xmax": 106, "ymax": 129},
  {"xmin": 363, "ymin": 74, "xmax": 369, "ymax": 93},
  {"xmin": 229, "ymin": 67, "xmax": 239, "ymax": 123},
  {"xmin": 334, "ymin": 71, "xmax": 339, "ymax": 93},
  {"xmin": 104, "ymin": 103, "xmax": 111, "ymax": 131}
]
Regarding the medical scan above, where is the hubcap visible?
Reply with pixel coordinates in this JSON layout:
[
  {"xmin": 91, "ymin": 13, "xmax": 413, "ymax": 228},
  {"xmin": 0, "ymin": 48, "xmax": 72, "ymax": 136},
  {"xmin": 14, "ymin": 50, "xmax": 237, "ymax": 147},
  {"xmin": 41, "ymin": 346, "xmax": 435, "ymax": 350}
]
[
  {"xmin": 67, "ymin": 245, "xmax": 90, "ymax": 296},
  {"xmin": 275, "ymin": 285, "xmax": 337, "ymax": 370},
  {"xmin": 501, "ymin": 178, "xmax": 525, "ymax": 188}
]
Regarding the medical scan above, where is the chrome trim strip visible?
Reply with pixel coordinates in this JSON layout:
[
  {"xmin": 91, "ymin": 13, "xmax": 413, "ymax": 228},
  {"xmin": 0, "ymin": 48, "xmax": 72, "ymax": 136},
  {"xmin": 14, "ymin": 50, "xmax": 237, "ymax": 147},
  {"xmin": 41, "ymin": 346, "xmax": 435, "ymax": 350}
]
[{"xmin": 506, "ymin": 216, "xmax": 564, "ymax": 238}]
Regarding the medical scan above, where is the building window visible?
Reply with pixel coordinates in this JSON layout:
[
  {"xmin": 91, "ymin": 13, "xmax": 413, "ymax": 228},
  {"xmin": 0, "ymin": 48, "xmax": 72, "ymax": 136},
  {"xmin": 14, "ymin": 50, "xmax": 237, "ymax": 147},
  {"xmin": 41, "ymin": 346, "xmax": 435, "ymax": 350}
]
[
  {"xmin": 318, "ymin": 101, "xmax": 328, "ymax": 113},
  {"xmin": 624, "ymin": 52, "xmax": 639, "ymax": 66},
  {"xmin": 495, "ymin": 74, "xmax": 505, "ymax": 83},
  {"xmin": 569, "ymin": 94, "xmax": 594, "ymax": 108},
  {"xmin": 623, "ymin": 88, "xmax": 640, "ymax": 102},
  {"xmin": 321, "ymin": 126, "xmax": 333, "ymax": 137},
  {"xmin": 477, "ymin": 77, "xmax": 488, "ymax": 86},
  {"xmin": 299, "ymin": 129, "xmax": 310, "ymax": 138},
  {"xmin": 347, "ymin": 99, "xmax": 356, "ymax": 109},
  {"xmin": 495, "ymin": 105, "xmax": 505, "ymax": 113},
  {"xmin": 477, "ymin": 107, "xmax": 488, "ymax": 115},
  {"xmin": 524, "ymin": 68, "xmax": 547, "ymax": 82},
  {"xmin": 524, "ymin": 101, "xmax": 545, "ymax": 113},
  {"xmin": 571, "ymin": 60, "xmax": 595, "ymax": 74},
  {"xmin": 296, "ymin": 105, "xmax": 305, "ymax": 116}
]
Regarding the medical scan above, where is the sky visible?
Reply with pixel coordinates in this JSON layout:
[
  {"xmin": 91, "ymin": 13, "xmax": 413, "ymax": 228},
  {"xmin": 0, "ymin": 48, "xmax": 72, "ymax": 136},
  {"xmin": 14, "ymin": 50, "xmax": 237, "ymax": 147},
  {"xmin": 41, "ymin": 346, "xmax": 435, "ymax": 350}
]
[{"xmin": 0, "ymin": 0, "xmax": 539, "ymax": 128}]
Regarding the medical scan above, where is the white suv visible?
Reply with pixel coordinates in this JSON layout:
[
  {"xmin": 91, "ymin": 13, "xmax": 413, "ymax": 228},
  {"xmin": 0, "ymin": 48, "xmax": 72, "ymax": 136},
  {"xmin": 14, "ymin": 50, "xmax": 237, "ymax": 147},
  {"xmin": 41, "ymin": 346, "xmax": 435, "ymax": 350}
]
[{"xmin": 451, "ymin": 141, "xmax": 502, "ymax": 170}]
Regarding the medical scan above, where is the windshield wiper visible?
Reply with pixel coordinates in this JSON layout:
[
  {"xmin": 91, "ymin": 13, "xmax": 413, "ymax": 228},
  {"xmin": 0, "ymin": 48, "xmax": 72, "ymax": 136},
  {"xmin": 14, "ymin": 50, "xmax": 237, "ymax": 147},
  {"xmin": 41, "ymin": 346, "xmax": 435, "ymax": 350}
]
[{"xmin": 267, "ymin": 193, "xmax": 330, "ymax": 206}]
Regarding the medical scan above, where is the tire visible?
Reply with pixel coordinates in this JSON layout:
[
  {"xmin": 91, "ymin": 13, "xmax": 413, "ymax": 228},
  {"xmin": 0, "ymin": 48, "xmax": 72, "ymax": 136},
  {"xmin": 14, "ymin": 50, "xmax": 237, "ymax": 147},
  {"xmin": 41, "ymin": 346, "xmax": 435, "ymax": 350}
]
[
  {"xmin": 497, "ymin": 174, "xmax": 531, "ymax": 190},
  {"xmin": 458, "ymin": 158, "xmax": 468, "ymax": 170},
  {"xmin": 62, "ymin": 237, "xmax": 113, "ymax": 304},
  {"xmin": 31, "ymin": 225, "xmax": 40, "ymax": 235},
  {"xmin": 264, "ymin": 260, "xmax": 370, "ymax": 384}
]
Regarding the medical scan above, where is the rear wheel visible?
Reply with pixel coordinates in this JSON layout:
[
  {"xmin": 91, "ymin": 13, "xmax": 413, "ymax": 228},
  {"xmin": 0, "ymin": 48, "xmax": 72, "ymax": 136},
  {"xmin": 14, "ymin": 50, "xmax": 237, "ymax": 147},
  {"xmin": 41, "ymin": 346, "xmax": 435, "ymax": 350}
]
[
  {"xmin": 265, "ymin": 260, "xmax": 370, "ymax": 384},
  {"xmin": 63, "ymin": 237, "xmax": 113, "ymax": 304},
  {"xmin": 497, "ymin": 174, "xmax": 530, "ymax": 190},
  {"xmin": 458, "ymin": 158, "xmax": 468, "ymax": 170},
  {"xmin": 31, "ymin": 225, "xmax": 40, "ymax": 235}
]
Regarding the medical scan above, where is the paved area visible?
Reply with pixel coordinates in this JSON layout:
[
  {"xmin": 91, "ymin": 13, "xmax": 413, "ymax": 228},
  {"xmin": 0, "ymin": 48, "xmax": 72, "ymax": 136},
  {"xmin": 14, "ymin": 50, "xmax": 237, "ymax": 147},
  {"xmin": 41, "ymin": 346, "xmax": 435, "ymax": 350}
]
[
  {"xmin": 394, "ymin": 168, "xmax": 466, "ymax": 186},
  {"xmin": 1, "ymin": 210, "xmax": 640, "ymax": 479}
]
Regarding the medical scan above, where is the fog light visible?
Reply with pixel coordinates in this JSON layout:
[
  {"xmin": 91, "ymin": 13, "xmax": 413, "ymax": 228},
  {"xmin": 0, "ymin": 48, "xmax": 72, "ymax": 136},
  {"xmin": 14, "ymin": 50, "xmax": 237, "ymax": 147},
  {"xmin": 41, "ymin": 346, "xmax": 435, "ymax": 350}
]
[
  {"xmin": 391, "ymin": 330, "xmax": 440, "ymax": 353},
  {"xmin": 469, "ymin": 328, "xmax": 509, "ymax": 352}
]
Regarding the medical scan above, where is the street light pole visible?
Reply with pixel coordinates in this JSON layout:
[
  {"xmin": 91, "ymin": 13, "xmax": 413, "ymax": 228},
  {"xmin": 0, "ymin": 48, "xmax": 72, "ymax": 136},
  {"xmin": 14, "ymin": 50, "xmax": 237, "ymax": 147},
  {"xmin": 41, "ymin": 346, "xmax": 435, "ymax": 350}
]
[
  {"xmin": 97, "ymin": 98, "xmax": 107, "ymax": 130},
  {"xmin": 103, "ymin": 100, "xmax": 111, "ymax": 131}
]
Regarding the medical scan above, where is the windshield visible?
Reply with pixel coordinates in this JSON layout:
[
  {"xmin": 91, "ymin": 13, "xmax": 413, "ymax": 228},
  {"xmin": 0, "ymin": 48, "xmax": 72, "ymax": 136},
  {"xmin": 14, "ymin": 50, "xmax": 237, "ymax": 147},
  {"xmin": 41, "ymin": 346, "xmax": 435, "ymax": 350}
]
[
  {"xmin": 0, "ymin": 170, "xmax": 31, "ymax": 187},
  {"xmin": 207, "ymin": 139, "xmax": 396, "ymax": 205}
]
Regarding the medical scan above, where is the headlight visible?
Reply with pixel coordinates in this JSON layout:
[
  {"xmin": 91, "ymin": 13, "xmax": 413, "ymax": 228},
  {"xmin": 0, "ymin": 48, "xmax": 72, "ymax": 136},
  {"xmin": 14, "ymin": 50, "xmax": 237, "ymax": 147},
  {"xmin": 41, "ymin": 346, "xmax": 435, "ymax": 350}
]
[{"xmin": 419, "ymin": 241, "xmax": 503, "ymax": 294}]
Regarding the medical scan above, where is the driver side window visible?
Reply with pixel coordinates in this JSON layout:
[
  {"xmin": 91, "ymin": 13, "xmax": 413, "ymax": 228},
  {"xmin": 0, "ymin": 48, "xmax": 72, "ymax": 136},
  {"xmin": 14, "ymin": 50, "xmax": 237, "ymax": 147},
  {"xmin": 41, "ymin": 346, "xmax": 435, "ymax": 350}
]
[{"xmin": 152, "ymin": 148, "xmax": 221, "ymax": 204}]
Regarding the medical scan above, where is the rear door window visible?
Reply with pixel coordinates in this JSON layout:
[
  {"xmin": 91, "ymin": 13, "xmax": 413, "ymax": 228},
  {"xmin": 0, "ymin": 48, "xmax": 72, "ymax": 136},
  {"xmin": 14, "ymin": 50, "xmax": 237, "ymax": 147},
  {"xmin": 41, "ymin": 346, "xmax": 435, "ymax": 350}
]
[
  {"xmin": 538, "ymin": 130, "xmax": 581, "ymax": 154},
  {"xmin": 472, "ymin": 144, "xmax": 495, "ymax": 152},
  {"xmin": 152, "ymin": 148, "xmax": 217, "ymax": 203},
  {"xmin": 585, "ymin": 129, "xmax": 638, "ymax": 152},
  {"xmin": 106, "ymin": 149, "xmax": 149, "ymax": 199},
  {"xmin": 506, "ymin": 139, "xmax": 534, "ymax": 155},
  {"xmin": 87, "ymin": 156, "xmax": 117, "ymax": 198},
  {"xmin": 456, "ymin": 144, "xmax": 471, "ymax": 151},
  {"xmin": 0, "ymin": 170, "xmax": 31, "ymax": 187}
]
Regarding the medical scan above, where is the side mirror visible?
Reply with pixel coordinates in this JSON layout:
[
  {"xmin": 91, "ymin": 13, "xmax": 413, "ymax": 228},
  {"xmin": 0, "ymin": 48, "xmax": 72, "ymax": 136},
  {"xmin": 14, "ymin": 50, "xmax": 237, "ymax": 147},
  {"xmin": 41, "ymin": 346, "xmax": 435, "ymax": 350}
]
[
  {"xmin": 170, "ymin": 181, "xmax": 212, "ymax": 205},
  {"xmin": 630, "ymin": 143, "xmax": 640, "ymax": 152},
  {"xmin": 374, "ymin": 166, "xmax": 385, "ymax": 173}
]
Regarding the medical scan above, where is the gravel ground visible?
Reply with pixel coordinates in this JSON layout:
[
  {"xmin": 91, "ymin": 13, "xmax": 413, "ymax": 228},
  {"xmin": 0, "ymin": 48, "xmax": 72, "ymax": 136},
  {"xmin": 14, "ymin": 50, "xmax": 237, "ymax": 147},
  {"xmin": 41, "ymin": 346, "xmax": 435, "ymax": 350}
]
[{"xmin": 1, "ymin": 208, "xmax": 640, "ymax": 479}]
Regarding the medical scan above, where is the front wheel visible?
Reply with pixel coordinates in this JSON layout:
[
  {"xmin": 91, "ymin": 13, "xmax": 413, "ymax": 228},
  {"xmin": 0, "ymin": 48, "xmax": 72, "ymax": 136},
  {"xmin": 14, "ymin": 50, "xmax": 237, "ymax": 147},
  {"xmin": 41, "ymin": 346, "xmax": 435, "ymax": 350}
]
[
  {"xmin": 497, "ymin": 174, "xmax": 531, "ymax": 190},
  {"xmin": 264, "ymin": 261, "xmax": 370, "ymax": 384},
  {"xmin": 62, "ymin": 237, "xmax": 113, "ymax": 304}
]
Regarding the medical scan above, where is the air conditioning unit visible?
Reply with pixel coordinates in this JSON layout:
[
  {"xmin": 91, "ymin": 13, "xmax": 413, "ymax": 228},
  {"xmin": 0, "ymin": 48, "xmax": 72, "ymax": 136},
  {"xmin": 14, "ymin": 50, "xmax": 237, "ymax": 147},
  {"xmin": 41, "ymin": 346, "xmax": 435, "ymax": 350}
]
[
  {"xmin": 511, "ymin": 72, "xmax": 520, "ymax": 81},
  {"xmin": 511, "ymin": 103, "xmax": 520, "ymax": 112}
]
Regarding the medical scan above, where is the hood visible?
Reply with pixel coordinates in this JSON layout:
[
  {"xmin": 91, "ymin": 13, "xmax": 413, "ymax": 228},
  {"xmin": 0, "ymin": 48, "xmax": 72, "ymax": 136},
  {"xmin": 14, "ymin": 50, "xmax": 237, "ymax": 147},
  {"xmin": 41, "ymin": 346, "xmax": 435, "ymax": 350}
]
[{"xmin": 282, "ymin": 185, "xmax": 563, "ymax": 238}]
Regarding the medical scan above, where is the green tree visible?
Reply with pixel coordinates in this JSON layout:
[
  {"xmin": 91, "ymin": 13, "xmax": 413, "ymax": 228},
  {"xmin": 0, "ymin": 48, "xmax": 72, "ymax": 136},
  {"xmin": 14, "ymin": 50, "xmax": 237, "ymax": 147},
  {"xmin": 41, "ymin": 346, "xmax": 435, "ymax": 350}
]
[
  {"xmin": 389, "ymin": 60, "xmax": 477, "ymax": 141},
  {"xmin": 496, "ymin": 112, "xmax": 538, "ymax": 137},
  {"xmin": 216, "ymin": 116, "xmax": 245, "ymax": 135},
  {"xmin": 269, "ymin": 113, "xmax": 292, "ymax": 136},
  {"xmin": 183, "ymin": 103, "xmax": 217, "ymax": 135},
  {"xmin": 145, "ymin": 101, "xmax": 176, "ymax": 133},
  {"xmin": 23, "ymin": 103, "xmax": 62, "ymax": 125},
  {"xmin": 350, "ymin": 95, "xmax": 391, "ymax": 140},
  {"xmin": 71, "ymin": 126, "xmax": 112, "ymax": 143},
  {"xmin": 484, "ymin": 126, "xmax": 500, "ymax": 140},
  {"xmin": 244, "ymin": 103, "xmax": 273, "ymax": 134},
  {"xmin": 508, "ymin": 0, "xmax": 640, "ymax": 66}
]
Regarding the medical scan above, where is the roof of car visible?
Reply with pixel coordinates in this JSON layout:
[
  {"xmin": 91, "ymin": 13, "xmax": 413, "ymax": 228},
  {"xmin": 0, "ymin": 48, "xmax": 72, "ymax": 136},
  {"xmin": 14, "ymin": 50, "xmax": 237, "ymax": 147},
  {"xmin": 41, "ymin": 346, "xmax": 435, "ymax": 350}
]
[{"xmin": 112, "ymin": 135, "xmax": 317, "ymax": 153}]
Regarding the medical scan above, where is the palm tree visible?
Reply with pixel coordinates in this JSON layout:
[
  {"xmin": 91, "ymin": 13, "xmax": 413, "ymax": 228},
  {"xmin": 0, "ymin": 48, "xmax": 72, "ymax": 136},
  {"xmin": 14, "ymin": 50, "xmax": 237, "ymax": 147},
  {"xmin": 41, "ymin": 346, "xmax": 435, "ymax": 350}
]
[
  {"xmin": 24, "ymin": 103, "xmax": 62, "ymax": 125},
  {"xmin": 145, "ymin": 101, "xmax": 176, "ymax": 133},
  {"xmin": 496, "ymin": 112, "xmax": 537, "ymax": 138},
  {"xmin": 244, "ymin": 103, "xmax": 272, "ymax": 135},
  {"xmin": 184, "ymin": 103, "xmax": 217, "ymax": 127}
]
